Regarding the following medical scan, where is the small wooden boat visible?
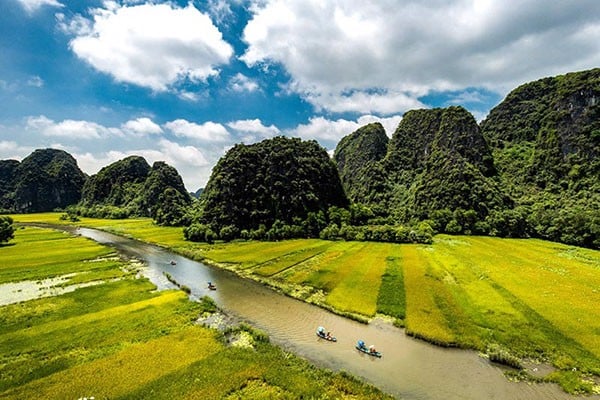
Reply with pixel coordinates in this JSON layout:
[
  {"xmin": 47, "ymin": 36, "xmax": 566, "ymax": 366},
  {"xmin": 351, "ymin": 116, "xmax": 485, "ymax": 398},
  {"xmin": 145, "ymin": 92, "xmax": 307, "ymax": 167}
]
[
  {"xmin": 207, "ymin": 282, "xmax": 217, "ymax": 290},
  {"xmin": 169, "ymin": 260, "xmax": 177, "ymax": 265},
  {"xmin": 356, "ymin": 345, "xmax": 382, "ymax": 358},
  {"xmin": 316, "ymin": 331, "xmax": 337, "ymax": 342}
]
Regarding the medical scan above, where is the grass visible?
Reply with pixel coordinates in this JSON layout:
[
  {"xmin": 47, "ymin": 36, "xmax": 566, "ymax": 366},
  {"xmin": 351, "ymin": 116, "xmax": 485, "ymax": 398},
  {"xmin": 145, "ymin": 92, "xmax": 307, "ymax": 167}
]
[
  {"xmin": 0, "ymin": 226, "xmax": 115, "ymax": 283},
  {"xmin": 0, "ymin": 220, "xmax": 393, "ymax": 399},
  {"xmin": 9, "ymin": 213, "xmax": 600, "ymax": 393},
  {"xmin": 376, "ymin": 255, "xmax": 406, "ymax": 322}
]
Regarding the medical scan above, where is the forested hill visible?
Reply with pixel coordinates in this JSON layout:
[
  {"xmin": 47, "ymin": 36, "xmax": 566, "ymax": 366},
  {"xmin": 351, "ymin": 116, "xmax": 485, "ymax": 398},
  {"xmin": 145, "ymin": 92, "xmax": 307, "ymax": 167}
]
[
  {"xmin": 384, "ymin": 106, "xmax": 507, "ymax": 222},
  {"xmin": 1, "ymin": 69, "xmax": 598, "ymax": 247},
  {"xmin": 197, "ymin": 136, "xmax": 348, "ymax": 239},
  {"xmin": 333, "ymin": 69, "xmax": 599, "ymax": 248},
  {"xmin": 79, "ymin": 156, "xmax": 192, "ymax": 225},
  {"xmin": 480, "ymin": 68, "xmax": 600, "ymax": 247},
  {"xmin": 0, "ymin": 151, "xmax": 192, "ymax": 226},
  {"xmin": 333, "ymin": 106, "xmax": 509, "ymax": 233},
  {"xmin": 0, "ymin": 149, "xmax": 86, "ymax": 213},
  {"xmin": 333, "ymin": 122, "xmax": 389, "ymax": 207}
]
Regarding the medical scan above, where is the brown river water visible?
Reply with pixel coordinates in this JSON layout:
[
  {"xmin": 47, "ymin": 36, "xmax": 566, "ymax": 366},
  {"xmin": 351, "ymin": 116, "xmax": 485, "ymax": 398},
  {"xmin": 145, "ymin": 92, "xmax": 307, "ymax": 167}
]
[{"xmin": 74, "ymin": 226, "xmax": 595, "ymax": 400}]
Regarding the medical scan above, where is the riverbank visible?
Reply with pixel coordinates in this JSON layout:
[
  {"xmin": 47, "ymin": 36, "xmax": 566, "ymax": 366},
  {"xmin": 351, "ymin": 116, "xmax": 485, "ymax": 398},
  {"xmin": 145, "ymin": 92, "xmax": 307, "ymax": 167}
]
[
  {"xmin": 0, "ymin": 225, "xmax": 393, "ymax": 399},
  {"xmin": 10, "ymin": 213, "xmax": 600, "ymax": 395}
]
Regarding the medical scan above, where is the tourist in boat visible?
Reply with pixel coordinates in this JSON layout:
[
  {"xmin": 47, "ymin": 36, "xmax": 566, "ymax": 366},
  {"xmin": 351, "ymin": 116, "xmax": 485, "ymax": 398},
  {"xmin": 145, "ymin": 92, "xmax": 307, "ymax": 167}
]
[
  {"xmin": 317, "ymin": 326, "xmax": 326, "ymax": 337},
  {"xmin": 369, "ymin": 344, "xmax": 377, "ymax": 354},
  {"xmin": 326, "ymin": 331, "xmax": 332, "ymax": 340},
  {"xmin": 357, "ymin": 340, "xmax": 366, "ymax": 350}
]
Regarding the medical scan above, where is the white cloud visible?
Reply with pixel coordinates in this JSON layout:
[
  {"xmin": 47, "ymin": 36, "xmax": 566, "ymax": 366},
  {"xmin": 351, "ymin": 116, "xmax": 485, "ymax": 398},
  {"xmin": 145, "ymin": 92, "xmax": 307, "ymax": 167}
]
[
  {"xmin": 121, "ymin": 117, "xmax": 162, "ymax": 136},
  {"xmin": 16, "ymin": 0, "xmax": 63, "ymax": 13},
  {"xmin": 165, "ymin": 119, "xmax": 230, "ymax": 142},
  {"xmin": 25, "ymin": 115, "xmax": 120, "ymax": 139},
  {"xmin": 74, "ymin": 139, "xmax": 211, "ymax": 191},
  {"xmin": 306, "ymin": 90, "xmax": 425, "ymax": 114},
  {"xmin": 356, "ymin": 115, "xmax": 403, "ymax": 139},
  {"xmin": 0, "ymin": 141, "xmax": 35, "ymax": 160},
  {"xmin": 26, "ymin": 76, "xmax": 44, "ymax": 88},
  {"xmin": 229, "ymin": 73, "xmax": 260, "ymax": 92},
  {"xmin": 68, "ymin": 2, "xmax": 233, "ymax": 91},
  {"xmin": 177, "ymin": 91, "xmax": 202, "ymax": 102},
  {"xmin": 227, "ymin": 118, "xmax": 279, "ymax": 141},
  {"xmin": 206, "ymin": 0, "xmax": 234, "ymax": 24},
  {"xmin": 289, "ymin": 114, "xmax": 402, "ymax": 149},
  {"xmin": 243, "ymin": 0, "xmax": 600, "ymax": 114}
]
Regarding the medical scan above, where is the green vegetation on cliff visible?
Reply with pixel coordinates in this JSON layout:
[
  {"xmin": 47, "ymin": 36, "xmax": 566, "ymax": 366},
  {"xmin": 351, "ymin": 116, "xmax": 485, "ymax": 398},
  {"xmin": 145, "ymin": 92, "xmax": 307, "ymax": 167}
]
[
  {"xmin": 333, "ymin": 122, "xmax": 389, "ymax": 208},
  {"xmin": 2, "ymin": 149, "xmax": 87, "ymax": 213},
  {"xmin": 196, "ymin": 136, "xmax": 349, "ymax": 239},
  {"xmin": 334, "ymin": 106, "xmax": 510, "ymax": 236},
  {"xmin": 77, "ymin": 156, "xmax": 192, "ymax": 225},
  {"xmin": 481, "ymin": 68, "xmax": 600, "ymax": 248}
]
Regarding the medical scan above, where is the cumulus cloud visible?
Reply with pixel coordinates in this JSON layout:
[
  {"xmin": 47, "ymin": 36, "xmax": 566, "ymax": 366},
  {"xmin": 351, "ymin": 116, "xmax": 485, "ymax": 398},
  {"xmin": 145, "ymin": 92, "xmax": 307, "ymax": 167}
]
[
  {"xmin": 25, "ymin": 115, "xmax": 120, "ymax": 139},
  {"xmin": 242, "ymin": 0, "xmax": 600, "ymax": 114},
  {"xmin": 73, "ymin": 139, "xmax": 211, "ymax": 191},
  {"xmin": 289, "ymin": 114, "xmax": 402, "ymax": 149},
  {"xmin": 16, "ymin": 0, "xmax": 63, "ymax": 13},
  {"xmin": 121, "ymin": 117, "xmax": 162, "ymax": 136},
  {"xmin": 164, "ymin": 119, "xmax": 231, "ymax": 142},
  {"xmin": 229, "ymin": 73, "xmax": 260, "ymax": 92},
  {"xmin": 0, "ymin": 140, "xmax": 35, "ymax": 160},
  {"xmin": 68, "ymin": 2, "xmax": 233, "ymax": 91},
  {"xmin": 227, "ymin": 118, "xmax": 279, "ymax": 142}
]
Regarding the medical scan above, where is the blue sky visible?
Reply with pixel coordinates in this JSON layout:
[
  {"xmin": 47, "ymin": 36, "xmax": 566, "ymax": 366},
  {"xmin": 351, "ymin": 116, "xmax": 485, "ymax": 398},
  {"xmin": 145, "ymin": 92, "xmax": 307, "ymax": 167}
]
[{"xmin": 2, "ymin": 0, "xmax": 600, "ymax": 191}]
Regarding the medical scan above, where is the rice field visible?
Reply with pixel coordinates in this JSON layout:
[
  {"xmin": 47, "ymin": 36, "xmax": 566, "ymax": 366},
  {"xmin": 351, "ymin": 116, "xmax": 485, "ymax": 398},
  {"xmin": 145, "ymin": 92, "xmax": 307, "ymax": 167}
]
[
  {"xmin": 194, "ymin": 233, "xmax": 600, "ymax": 392},
  {"xmin": 0, "ymin": 219, "xmax": 392, "ymax": 399}
]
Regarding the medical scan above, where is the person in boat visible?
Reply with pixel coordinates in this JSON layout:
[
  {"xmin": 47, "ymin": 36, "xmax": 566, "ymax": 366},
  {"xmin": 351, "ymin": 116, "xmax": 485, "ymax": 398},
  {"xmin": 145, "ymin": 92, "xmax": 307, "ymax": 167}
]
[
  {"xmin": 369, "ymin": 344, "xmax": 377, "ymax": 354},
  {"xmin": 326, "ymin": 331, "xmax": 332, "ymax": 340},
  {"xmin": 317, "ymin": 326, "xmax": 326, "ymax": 337},
  {"xmin": 357, "ymin": 340, "xmax": 367, "ymax": 350}
]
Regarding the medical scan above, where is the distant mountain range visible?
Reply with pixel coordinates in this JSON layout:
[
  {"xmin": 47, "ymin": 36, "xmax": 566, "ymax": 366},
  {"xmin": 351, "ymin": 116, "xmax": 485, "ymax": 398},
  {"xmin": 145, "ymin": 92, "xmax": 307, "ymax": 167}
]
[{"xmin": 1, "ymin": 68, "xmax": 597, "ymax": 247}]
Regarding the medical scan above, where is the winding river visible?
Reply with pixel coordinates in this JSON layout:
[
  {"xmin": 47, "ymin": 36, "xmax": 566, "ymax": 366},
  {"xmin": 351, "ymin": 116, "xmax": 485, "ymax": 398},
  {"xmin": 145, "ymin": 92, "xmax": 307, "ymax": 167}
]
[{"xmin": 75, "ymin": 226, "xmax": 589, "ymax": 400}]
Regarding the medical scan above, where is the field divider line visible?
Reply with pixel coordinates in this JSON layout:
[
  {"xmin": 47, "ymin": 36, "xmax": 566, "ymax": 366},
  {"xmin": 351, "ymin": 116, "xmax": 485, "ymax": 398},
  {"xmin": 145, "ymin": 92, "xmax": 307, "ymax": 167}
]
[
  {"xmin": 244, "ymin": 242, "xmax": 328, "ymax": 271},
  {"xmin": 265, "ymin": 250, "xmax": 328, "ymax": 277}
]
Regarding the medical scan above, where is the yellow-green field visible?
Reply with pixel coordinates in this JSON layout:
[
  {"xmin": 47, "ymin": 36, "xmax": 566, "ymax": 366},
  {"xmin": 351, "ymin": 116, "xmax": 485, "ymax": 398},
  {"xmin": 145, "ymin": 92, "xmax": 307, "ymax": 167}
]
[
  {"xmin": 10, "ymin": 213, "xmax": 600, "ymax": 393},
  {"xmin": 0, "ymin": 220, "xmax": 391, "ymax": 399}
]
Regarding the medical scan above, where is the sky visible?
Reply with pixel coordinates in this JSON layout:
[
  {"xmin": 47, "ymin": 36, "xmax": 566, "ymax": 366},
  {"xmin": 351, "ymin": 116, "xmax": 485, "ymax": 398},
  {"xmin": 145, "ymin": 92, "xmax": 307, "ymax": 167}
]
[{"xmin": 1, "ymin": 0, "xmax": 600, "ymax": 191}]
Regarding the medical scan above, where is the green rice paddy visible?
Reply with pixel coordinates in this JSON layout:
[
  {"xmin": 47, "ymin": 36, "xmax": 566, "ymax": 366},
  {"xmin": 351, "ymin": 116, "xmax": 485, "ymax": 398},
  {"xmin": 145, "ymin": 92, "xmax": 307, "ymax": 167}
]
[
  {"xmin": 9, "ymin": 213, "xmax": 600, "ymax": 393},
  {"xmin": 0, "ymin": 218, "xmax": 391, "ymax": 399}
]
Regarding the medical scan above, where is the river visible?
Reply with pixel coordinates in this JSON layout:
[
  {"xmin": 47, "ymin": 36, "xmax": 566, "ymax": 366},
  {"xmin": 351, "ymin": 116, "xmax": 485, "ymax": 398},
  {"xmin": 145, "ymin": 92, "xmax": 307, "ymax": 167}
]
[{"xmin": 75, "ymin": 226, "xmax": 589, "ymax": 400}]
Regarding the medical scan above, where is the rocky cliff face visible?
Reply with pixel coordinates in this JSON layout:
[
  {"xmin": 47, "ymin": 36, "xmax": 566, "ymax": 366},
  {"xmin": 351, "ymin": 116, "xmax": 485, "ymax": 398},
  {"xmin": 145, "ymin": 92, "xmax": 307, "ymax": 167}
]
[
  {"xmin": 387, "ymin": 106, "xmax": 505, "ymax": 220},
  {"xmin": 333, "ymin": 122, "xmax": 389, "ymax": 205},
  {"xmin": 80, "ymin": 155, "xmax": 151, "ymax": 207},
  {"xmin": 481, "ymin": 68, "xmax": 600, "ymax": 190},
  {"xmin": 333, "ymin": 106, "xmax": 506, "ymax": 222},
  {"xmin": 201, "ymin": 136, "xmax": 348, "ymax": 232},
  {"xmin": 0, "ymin": 159, "xmax": 20, "ymax": 211},
  {"xmin": 80, "ymin": 156, "xmax": 191, "ymax": 224},
  {"xmin": 479, "ymin": 68, "xmax": 599, "ymax": 248},
  {"xmin": 11, "ymin": 149, "xmax": 86, "ymax": 213}
]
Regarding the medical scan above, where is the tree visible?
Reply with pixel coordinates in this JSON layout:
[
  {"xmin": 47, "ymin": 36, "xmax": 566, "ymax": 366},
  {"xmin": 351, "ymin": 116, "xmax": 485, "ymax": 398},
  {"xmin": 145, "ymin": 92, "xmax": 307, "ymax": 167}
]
[{"xmin": 0, "ymin": 216, "xmax": 15, "ymax": 243}]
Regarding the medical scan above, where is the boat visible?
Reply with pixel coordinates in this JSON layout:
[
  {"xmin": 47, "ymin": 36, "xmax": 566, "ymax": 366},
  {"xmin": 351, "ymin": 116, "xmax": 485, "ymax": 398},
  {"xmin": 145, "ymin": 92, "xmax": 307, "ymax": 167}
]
[
  {"xmin": 356, "ymin": 340, "xmax": 382, "ymax": 358},
  {"xmin": 207, "ymin": 282, "xmax": 217, "ymax": 290},
  {"xmin": 316, "ymin": 330, "xmax": 337, "ymax": 342},
  {"xmin": 169, "ymin": 260, "xmax": 177, "ymax": 265}
]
